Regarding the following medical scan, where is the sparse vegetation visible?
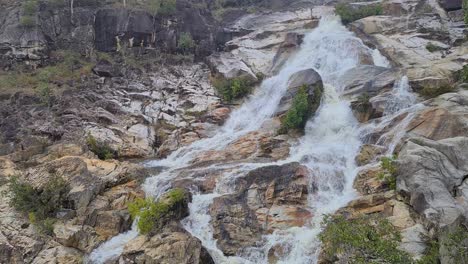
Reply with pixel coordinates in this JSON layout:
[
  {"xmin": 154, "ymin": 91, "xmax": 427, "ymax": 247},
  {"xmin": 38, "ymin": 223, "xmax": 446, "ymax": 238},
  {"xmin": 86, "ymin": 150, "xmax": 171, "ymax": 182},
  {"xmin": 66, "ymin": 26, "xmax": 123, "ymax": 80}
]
[
  {"xmin": 319, "ymin": 214, "xmax": 413, "ymax": 263},
  {"xmin": 7, "ymin": 175, "xmax": 69, "ymax": 235},
  {"xmin": 425, "ymin": 42, "xmax": 445, "ymax": 53},
  {"xmin": 128, "ymin": 188, "xmax": 186, "ymax": 234},
  {"xmin": 211, "ymin": 75, "xmax": 254, "ymax": 102},
  {"xmin": 441, "ymin": 226, "xmax": 468, "ymax": 263},
  {"xmin": 280, "ymin": 85, "xmax": 311, "ymax": 134},
  {"xmin": 86, "ymin": 134, "xmax": 116, "ymax": 160},
  {"xmin": 419, "ymin": 85, "xmax": 454, "ymax": 99},
  {"xmin": 335, "ymin": 3, "xmax": 383, "ymax": 25},
  {"xmin": 21, "ymin": 0, "xmax": 38, "ymax": 27},
  {"xmin": 0, "ymin": 50, "xmax": 93, "ymax": 97},
  {"xmin": 378, "ymin": 155, "xmax": 398, "ymax": 190},
  {"xmin": 464, "ymin": 0, "xmax": 468, "ymax": 25},
  {"xmin": 178, "ymin": 32, "xmax": 196, "ymax": 54},
  {"xmin": 459, "ymin": 64, "xmax": 468, "ymax": 83}
]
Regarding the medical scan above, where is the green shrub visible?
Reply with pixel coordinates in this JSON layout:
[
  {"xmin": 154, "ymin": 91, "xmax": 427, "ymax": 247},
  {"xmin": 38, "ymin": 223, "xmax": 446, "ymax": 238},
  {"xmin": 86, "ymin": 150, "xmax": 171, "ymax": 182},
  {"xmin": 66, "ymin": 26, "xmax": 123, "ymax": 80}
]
[
  {"xmin": 419, "ymin": 85, "xmax": 454, "ymax": 99},
  {"xmin": 459, "ymin": 64, "xmax": 468, "ymax": 83},
  {"xmin": 8, "ymin": 175, "xmax": 68, "ymax": 235},
  {"xmin": 319, "ymin": 214, "xmax": 413, "ymax": 263},
  {"xmin": 86, "ymin": 134, "xmax": 116, "ymax": 160},
  {"xmin": 378, "ymin": 155, "xmax": 397, "ymax": 190},
  {"xmin": 442, "ymin": 227, "xmax": 468, "ymax": 263},
  {"xmin": 280, "ymin": 85, "xmax": 310, "ymax": 133},
  {"xmin": 37, "ymin": 83, "xmax": 53, "ymax": 106},
  {"xmin": 128, "ymin": 188, "xmax": 186, "ymax": 234},
  {"xmin": 417, "ymin": 240, "xmax": 439, "ymax": 264},
  {"xmin": 20, "ymin": 16, "xmax": 36, "ymax": 27},
  {"xmin": 464, "ymin": 0, "xmax": 468, "ymax": 25},
  {"xmin": 425, "ymin": 42, "xmax": 445, "ymax": 53},
  {"xmin": 335, "ymin": 3, "xmax": 383, "ymax": 25},
  {"xmin": 159, "ymin": 0, "xmax": 177, "ymax": 15},
  {"xmin": 178, "ymin": 32, "xmax": 196, "ymax": 54},
  {"xmin": 212, "ymin": 76, "xmax": 253, "ymax": 102},
  {"xmin": 23, "ymin": 0, "xmax": 38, "ymax": 16}
]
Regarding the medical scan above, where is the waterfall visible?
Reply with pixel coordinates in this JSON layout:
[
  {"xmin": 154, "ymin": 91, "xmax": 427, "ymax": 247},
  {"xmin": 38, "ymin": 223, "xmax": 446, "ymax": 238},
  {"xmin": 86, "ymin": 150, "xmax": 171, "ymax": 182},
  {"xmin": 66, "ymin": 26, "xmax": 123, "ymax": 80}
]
[{"xmin": 88, "ymin": 12, "xmax": 418, "ymax": 264}]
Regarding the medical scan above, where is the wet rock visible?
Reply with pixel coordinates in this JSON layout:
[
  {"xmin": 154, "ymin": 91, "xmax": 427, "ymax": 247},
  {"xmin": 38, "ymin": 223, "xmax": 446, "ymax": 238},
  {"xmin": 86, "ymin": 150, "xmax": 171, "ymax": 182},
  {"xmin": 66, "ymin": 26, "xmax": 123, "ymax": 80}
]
[
  {"xmin": 192, "ymin": 131, "xmax": 290, "ymax": 166},
  {"xmin": 276, "ymin": 68, "xmax": 324, "ymax": 116},
  {"xmin": 397, "ymin": 137, "xmax": 468, "ymax": 226},
  {"xmin": 210, "ymin": 162, "xmax": 311, "ymax": 255},
  {"xmin": 353, "ymin": 166, "xmax": 388, "ymax": 195},
  {"xmin": 355, "ymin": 144, "xmax": 386, "ymax": 166},
  {"xmin": 341, "ymin": 65, "xmax": 397, "ymax": 98}
]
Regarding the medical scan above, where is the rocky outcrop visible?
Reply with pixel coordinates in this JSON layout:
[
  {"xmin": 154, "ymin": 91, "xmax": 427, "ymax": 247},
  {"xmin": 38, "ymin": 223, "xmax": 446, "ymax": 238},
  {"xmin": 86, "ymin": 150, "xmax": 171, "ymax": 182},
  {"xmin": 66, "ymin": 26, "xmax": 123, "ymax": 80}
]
[
  {"xmin": 397, "ymin": 137, "xmax": 468, "ymax": 227},
  {"xmin": 209, "ymin": 162, "xmax": 311, "ymax": 255},
  {"xmin": 349, "ymin": 0, "xmax": 467, "ymax": 89},
  {"xmin": 121, "ymin": 229, "xmax": 214, "ymax": 264}
]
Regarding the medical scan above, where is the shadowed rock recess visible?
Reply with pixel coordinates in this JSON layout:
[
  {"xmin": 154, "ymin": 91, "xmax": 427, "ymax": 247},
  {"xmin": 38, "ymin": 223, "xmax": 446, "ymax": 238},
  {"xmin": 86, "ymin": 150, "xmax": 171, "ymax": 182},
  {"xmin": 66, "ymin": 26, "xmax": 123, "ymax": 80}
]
[{"xmin": 0, "ymin": 0, "xmax": 467, "ymax": 263}]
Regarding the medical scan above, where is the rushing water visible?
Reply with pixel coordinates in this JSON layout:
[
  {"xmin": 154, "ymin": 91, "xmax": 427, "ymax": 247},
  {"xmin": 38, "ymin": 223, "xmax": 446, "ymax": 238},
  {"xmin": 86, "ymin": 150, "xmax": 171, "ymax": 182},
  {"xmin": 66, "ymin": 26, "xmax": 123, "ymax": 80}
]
[{"xmin": 88, "ymin": 12, "xmax": 420, "ymax": 264}]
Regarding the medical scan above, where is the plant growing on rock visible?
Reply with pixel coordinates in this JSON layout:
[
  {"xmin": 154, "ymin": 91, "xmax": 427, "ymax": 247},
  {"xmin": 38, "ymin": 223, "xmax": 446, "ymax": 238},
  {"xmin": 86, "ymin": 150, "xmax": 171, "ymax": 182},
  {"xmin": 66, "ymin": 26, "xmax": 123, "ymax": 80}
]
[
  {"xmin": 86, "ymin": 134, "xmax": 116, "ymax": 160},
  {"xmin": 280, "ymin": 85, "xmax": 310, "ymax": 133},
  {"xmin": 7, "ymin": 175, "xmax": 69, "ymax": 235},
  {"xmin": 319, "ymin": 214, "xmax": 412, "ymax": 263},
  {"xmin": 425, "ymin": 42, "xmax": 444, "ymax": 53},
  {"xmin": 128, "ymin": 188, "xmax": 186, "ymax": 234},
  {"xmin": 178, "ymin": 32, "xmax": 196, "ymax": 54},
  {"xmin": 211, "ymin": 75, "xmax": 253, "ymax": 102},
  {"xmin": 378, "ymin": 155, "xmax": 398, "ymax": 190},
  {"xmin": 335, "ymin": 3, "xmax": 383, "ymax": 25},
  {"xmin": 464, "ymin": 0, "xmax": 468, "ymax": 25},
  {"xmin": 21, "ymin": 0, "xmax": 38, "ymax": 27}
]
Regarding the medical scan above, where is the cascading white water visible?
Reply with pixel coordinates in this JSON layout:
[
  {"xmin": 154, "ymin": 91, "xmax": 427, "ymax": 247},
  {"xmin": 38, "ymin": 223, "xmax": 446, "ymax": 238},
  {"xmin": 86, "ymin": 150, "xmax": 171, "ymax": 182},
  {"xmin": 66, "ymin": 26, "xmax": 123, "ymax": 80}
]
[{"xmin": 88, "ymin": 11, "xmax": 420, "ymax": 264}]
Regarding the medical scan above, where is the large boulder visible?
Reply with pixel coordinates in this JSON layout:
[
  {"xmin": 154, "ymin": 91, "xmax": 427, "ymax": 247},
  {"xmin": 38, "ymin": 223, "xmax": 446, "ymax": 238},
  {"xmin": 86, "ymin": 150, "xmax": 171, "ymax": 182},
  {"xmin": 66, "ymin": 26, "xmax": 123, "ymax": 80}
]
[
  {"xmin": 397, "ymin": 137, "xmax": 468, "ymax": 226},
  {"xmin": 209, "ymin": 162, "xmax": 311, "ymax": 255},
  {"xmin": 276, "ymin": 68, "xmax": 323, "ymax": 116},
  {"xmin": 121, "ymin": 230, "xmax": 214, "ymax": 264},
  {"xmin": 206, "ymin": 52, "xmax": 258, "ymax": 82},
  {"xmin": 341, "ymin": 65, "xmax": 398, "ymax": 98}
]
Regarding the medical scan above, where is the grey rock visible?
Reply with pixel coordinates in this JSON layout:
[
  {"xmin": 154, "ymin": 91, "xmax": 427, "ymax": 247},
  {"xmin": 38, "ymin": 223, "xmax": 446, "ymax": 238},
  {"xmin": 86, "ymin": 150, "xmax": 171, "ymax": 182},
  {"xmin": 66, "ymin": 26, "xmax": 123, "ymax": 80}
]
[
  {"xmin": 341, "ymin": 65, "xmax": 397, "ymax": 98},
  {"xmin": 397, "ymin": 137, "xmax": 468, "ymax": 226}
]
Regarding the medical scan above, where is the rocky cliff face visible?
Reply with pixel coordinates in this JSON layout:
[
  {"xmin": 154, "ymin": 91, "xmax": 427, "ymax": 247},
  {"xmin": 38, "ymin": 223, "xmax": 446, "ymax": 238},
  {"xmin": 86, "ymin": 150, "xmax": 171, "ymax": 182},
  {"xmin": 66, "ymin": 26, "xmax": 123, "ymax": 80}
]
[{"xmin": 0, "ymin": 0, "xmax": 467, "ymax": 263}]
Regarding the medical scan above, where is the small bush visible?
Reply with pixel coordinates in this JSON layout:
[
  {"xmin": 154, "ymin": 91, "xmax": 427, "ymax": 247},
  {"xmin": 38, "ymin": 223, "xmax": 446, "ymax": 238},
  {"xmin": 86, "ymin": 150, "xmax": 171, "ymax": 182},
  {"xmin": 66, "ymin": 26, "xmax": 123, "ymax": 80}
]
[
  {"xmin": 459, "ymin": 64, "xmax": 468, "ymax": 83},
  {"xmin": 442, "ymin": 227, "xmax": 468, "ymax": 263},
  {"xmin": 8, "ymin": 176, "xmax": 68, "ymax": 235},
  {"xmin": 128, "ymin": 188, "xmax": 186, "ymax": 234},
  {"xmin": 20, "ymin": 16, "xmax": 36, "ymax": 27},
  {"xmin": 319, "ymin": 214, "xmax": 413, "ymax": 263},
  {"xmin": 419, "ymin": 85, "xmax": 454, "ymax": 99},
  {"xmin": 335, "ymin": 3, "xmax": 383, "ymax": 25},
  {"xmin": 464, "ymin": 0, "xmax": 468, "ymax": 25},
  {"xmin": 425, "ymin": 43, "xmax": 445, "ymax": 53},
  {"xmin": 23, "ymin": 0, "xmax": 38, "ymax": 16},
  {"xmin": 37, "ymin": 83, "xmax": 53, "ymax": 106},
  {"xmin": 178, "ymin": 32, "xmax": 196, "ymax": 54},
  {"xmin": 378, "ymin": 155, "xmax": 397, "ymax": 190},
  {"xmin": 280, "ymin": 85, "xmax": 310, "ymax": 133},
  {"xmin": 86, "ymin": 134, "xmax": 116, "ymax": 160},
  {"xmin": 212, "ymin": 76, "xmax": 253, "ymax": 102}
]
